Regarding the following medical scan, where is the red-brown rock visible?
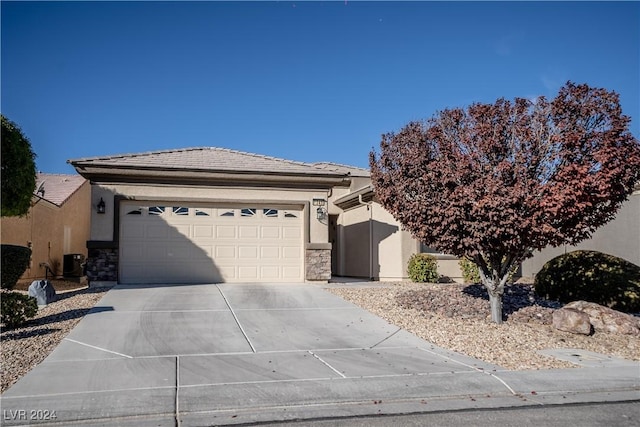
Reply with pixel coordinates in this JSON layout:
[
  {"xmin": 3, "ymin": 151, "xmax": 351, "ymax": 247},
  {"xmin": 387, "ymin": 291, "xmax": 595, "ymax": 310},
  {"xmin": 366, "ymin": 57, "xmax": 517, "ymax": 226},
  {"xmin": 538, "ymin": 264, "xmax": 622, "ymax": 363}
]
[
  {"xmin": 564, "ymin": 300, "xmax": 640, "ymax": 336},
  {"xmin": 552, "ymin": 308, "xmax": 593, "ymax": 335}
]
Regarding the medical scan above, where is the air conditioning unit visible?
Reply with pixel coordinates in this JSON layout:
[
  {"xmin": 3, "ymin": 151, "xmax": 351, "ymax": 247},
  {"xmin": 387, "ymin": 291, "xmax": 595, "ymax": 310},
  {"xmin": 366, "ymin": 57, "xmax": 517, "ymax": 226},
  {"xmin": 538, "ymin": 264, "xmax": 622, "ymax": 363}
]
[{"xmin": 63, "ymin": 254, "xmax": 85, "ymax": 277}]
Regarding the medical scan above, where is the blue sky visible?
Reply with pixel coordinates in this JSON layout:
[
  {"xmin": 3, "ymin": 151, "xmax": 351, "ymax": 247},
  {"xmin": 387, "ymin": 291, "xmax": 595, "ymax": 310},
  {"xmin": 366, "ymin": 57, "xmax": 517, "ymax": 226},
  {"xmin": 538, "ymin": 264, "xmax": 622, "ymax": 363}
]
[{"xmin": 2, "ymin": 1, "xmax": 638, "ymax": 174}]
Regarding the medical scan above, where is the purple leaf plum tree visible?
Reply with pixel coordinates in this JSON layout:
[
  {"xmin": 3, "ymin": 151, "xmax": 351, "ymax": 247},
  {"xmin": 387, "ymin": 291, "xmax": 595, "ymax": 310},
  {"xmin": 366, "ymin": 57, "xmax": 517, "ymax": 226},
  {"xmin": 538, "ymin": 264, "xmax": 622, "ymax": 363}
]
[{"xmin": 370, "ymin": 82, "xmax": 640, "ymax": 323}]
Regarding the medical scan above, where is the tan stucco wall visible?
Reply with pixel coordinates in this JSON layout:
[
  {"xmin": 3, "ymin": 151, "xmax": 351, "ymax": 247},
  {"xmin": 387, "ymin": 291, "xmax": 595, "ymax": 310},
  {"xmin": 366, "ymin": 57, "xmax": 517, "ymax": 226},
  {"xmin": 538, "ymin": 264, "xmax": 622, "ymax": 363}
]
[
  {"xmin": 1, "ymin": 182, "xmax": 91, "ymax": 280},
  {"xmin": 334, "ymin": 201, "xmax": 419, "ymax": 280},
  {"xmin": 521, "ymin": 192, "xmax": 640, "ymax": 277},
  {"xmin": 90, "ymin": 183, "xmax": 330, "ymax": 245}
]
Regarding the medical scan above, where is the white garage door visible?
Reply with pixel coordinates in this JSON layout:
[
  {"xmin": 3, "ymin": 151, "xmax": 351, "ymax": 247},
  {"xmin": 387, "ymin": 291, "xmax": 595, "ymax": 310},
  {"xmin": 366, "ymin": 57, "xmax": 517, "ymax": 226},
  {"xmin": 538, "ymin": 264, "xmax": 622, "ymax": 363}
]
[{"xmin": 119, "ymin": 203, "xmax": 304, "ymax": 284}]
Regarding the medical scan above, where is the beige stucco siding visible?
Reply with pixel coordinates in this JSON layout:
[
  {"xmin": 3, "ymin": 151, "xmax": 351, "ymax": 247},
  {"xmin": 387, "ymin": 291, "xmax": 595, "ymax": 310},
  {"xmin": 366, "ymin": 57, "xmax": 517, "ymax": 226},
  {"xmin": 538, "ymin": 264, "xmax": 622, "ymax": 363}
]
[
  {"xmin": 521, "ymin": 192, "xmax": 640, "ymax": 276},
  {"xmin": 91, "ymin": 183, "xmax": 331, "ymax": 245},
  {"xmin": 1, "ymin": 182, "xmax": 90, "ymax": 280},
  {"xmin": 334, "ymin": 201, "xmax": 418, "ymax": 280}
]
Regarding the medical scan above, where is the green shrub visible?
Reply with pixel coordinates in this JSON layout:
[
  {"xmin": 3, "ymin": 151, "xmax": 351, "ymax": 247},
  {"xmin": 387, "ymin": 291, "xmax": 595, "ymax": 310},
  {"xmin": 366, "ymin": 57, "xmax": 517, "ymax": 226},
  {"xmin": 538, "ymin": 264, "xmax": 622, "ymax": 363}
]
[
  {"xmin": 408, "ymin": 253, "xmax": 439, "ymax": 283},
  {"xmin": 1, "ymin": 245, "xmax": 31, "ymax": 290},
  {"xmin": 459, "ymin": 258, "xmax": 481, "ymax": 284},
  {"xmin": 534, "ymin": 250, "xmax": 640, "ymax": 313},
  {"xmin": 458, "ymin": 257, "xmax": 518, "ymax": 284},
  {"xmin": 1, "ymin": 291, "xmax": 38, "ymax": 328}
]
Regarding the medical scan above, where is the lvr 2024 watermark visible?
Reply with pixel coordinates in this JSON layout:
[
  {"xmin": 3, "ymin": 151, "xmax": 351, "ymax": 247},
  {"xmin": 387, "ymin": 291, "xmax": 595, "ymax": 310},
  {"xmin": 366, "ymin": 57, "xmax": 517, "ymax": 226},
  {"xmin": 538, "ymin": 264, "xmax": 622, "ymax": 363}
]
[{"xmin": 3, "ymin": 409, "xmax": 57, "ymax": 421}]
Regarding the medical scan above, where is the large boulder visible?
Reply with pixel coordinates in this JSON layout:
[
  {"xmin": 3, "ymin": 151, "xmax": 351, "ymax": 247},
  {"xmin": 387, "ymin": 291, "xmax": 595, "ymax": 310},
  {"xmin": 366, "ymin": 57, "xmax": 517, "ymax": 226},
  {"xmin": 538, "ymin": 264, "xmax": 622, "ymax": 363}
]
[
  {"xmin": 552, "ymin": 307, "xmax": 592, "ymax": 335},
  {"xmin": 564, "ymin": 300, "xmax": 640, "ymax": 336},
  {"xmin": 28, "ymin": 280, "xmax": 56, "ymax": 306}
]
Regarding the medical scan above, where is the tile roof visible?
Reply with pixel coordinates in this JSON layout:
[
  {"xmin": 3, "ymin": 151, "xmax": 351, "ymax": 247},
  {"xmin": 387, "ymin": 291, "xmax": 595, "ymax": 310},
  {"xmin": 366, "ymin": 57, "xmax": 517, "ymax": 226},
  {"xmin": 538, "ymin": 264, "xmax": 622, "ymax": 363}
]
[
  {"xmin": 69, "ymin": 147, "xmax": 356, "ymax": 176},
  {"xmin": 34, "ymin": 173, "xmax": 86, "ymax": 206},
  {"xmin": 311, "ymin": 162, "xmax": 370, "ymax": 177}
]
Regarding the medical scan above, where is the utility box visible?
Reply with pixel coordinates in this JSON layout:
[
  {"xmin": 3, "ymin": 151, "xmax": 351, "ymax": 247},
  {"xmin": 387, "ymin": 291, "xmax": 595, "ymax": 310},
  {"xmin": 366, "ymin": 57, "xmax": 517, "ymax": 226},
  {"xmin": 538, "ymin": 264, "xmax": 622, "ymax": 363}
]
[{"xmin": 63, "ymin": 253, "xmax": 85, "ymax": 277}]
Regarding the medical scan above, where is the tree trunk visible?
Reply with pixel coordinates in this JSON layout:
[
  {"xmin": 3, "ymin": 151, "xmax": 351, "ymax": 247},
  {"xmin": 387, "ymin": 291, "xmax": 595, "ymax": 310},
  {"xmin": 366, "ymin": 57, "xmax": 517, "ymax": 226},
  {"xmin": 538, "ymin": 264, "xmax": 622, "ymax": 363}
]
[{"xmin": 488, "ymin": 292, "xmax": 503, "ymax": 324}]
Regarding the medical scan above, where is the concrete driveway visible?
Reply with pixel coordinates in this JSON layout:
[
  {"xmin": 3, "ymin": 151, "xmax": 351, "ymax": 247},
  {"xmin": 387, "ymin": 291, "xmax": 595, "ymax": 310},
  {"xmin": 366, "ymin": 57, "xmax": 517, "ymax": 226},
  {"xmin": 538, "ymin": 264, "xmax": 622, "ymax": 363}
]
[{"xmin": 1, "ymin": 283, "xmax": 638, "ymax": 426}]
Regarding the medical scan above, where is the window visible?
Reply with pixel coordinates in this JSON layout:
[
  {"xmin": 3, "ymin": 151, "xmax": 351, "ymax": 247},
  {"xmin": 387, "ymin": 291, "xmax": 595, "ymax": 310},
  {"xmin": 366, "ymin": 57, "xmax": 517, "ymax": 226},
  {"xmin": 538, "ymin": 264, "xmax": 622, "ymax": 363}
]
[
  {"xmin": 263, "ymin": 208, "xmax": 278, "ymax": 218},
  {"xmin": 127, "ymin": 209, "xmax": 142, "ymax": 215},
  {"xmin": 218, "ymin": 209, "xmax": 235, "ymax": 217},
  {"xmin": 241, "ymin": 208, "xmax": 256, "ymax": 217},
  {"xmin": 195, "ymin": 209, "xmax": 210, "ymax": 216},
  {"xmin": 149, "ymin": 206, "xmax": 165, "ymax": 215},
  {"xmin": 173, "ymin": 207, "xmax": 189, "ymax": 216},
  {"xmin": 284, "ymin": 211, "xmax": 298, "ymax": 218}
]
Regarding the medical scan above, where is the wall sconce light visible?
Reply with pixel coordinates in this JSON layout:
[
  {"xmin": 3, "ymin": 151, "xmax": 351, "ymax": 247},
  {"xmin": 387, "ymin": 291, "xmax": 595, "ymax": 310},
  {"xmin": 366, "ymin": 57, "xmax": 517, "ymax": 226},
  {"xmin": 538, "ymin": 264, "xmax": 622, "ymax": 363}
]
[
  {"xmin": 96, "ymin": 197, "xmax": 106, "ymax": 214},
  {"xmin": 313, "ymin": 198, "xmax": 327, "ymax": 220},
  {"xmin": 316, "ymin": 206, "xmax": 327, "ymax": 220}
]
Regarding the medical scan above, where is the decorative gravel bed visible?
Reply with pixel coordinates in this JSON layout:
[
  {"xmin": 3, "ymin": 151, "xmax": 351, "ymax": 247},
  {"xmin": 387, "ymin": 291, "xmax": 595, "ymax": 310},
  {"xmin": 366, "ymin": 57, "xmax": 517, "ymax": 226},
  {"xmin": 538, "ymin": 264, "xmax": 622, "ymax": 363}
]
[
  {"xmin": 328, "ymin": 282, "xmax": 640, "ymax": 370},
  {"xmin": 1, "ymin": 285, "xmax": 110, "ymax": 393}
]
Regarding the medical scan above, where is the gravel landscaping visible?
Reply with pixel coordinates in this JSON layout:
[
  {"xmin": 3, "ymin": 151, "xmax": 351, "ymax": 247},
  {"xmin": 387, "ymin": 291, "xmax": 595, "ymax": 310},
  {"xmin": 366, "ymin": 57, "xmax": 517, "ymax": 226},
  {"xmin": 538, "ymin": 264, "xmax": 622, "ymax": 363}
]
[
  {"xmin": 2, "ymin": 280, "xmax": 638, "ymax": 394},
  {"xmin": 1, "ymin": 284, "xmax": 111, "ymax": 393},
  {"xmin": 328, "ymin": 281, "xmax": 640, "ymax": 370}
]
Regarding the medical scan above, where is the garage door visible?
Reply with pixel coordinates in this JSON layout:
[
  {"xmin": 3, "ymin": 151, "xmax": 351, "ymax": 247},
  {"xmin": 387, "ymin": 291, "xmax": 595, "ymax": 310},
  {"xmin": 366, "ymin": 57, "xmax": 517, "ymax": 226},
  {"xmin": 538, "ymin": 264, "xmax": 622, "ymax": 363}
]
[{"xmin": 119, "ymin": 203, "xmax": 304, "ymax": 284}]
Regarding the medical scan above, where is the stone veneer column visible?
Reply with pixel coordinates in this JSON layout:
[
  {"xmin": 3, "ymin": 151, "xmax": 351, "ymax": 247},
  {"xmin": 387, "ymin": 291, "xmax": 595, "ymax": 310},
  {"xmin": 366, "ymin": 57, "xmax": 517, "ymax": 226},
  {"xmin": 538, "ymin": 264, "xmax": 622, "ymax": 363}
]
[
  {"xmin": 86, "ymin": 247, "xmax": 118, "ymax": 283},
  {"xmin": 305, "ymin": 243, "xmax": 332, "ymax": 281}
]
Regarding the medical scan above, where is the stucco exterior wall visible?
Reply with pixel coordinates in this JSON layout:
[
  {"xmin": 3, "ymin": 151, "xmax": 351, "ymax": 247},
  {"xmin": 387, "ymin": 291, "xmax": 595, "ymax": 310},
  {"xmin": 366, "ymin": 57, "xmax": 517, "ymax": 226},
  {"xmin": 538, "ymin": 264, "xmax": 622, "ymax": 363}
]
[
  {"xmin": 90, "ymin": 183, "xmax": 330, "ymax": 245},
  {"xmin": 521, "ymin": 192, "xmax": 640, "ymax": 277},
  {"xmin": 334, "ymin": 201, "xmax": 418, "ymax": 280},
  {"xmin": 1, "ymin": 182, "xmax": 90, "ymax": 280}
]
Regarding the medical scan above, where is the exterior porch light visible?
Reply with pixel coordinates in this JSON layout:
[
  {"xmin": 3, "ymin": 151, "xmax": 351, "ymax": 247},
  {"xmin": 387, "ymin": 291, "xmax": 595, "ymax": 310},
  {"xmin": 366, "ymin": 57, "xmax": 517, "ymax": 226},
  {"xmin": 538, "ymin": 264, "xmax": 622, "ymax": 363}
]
[
  {"xmin": 313, "ymin": 198, "xmax": 327, "ymax": 220},
  {"xmin": 96, "ymin": 197, "xmax": 106, "ymax": 214},
  {"xmin": 316, "ymin": 206, "xmax": 327, "ymax": 220}
]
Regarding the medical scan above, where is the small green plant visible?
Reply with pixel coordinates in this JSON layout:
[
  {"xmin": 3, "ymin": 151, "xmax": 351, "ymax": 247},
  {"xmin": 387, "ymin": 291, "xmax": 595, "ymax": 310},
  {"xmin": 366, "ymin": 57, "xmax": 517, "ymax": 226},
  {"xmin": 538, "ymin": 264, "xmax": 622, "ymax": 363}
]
[
  {"xmin": 1, "ymin": 245, "xmax": 31, "ymax": 290},
  {"xmin": 1, "ymin": 291, "xmax": 38, "ymax": 328},
  {"xmin": 458, "ymin": 257, "xmax": 518, "ymax": 284},
  {"xmin": 407, "ymin": 253, "xmax": 439, "ymax": 283},
  {"xmin": 534, "ymin": 250, "xmax": 640, "ymax": 313},
  {"xmin": 459, "ymin": 258, "xmax": 481, "ymax": 284}
]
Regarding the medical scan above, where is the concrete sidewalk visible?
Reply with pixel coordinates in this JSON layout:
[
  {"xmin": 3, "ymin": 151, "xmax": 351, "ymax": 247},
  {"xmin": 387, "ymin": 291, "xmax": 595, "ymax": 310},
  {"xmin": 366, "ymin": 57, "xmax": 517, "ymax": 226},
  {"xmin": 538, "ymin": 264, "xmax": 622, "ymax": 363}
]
[{"xmin": 1, "ymin": 283, "xmax": 638, "ymax": 426}]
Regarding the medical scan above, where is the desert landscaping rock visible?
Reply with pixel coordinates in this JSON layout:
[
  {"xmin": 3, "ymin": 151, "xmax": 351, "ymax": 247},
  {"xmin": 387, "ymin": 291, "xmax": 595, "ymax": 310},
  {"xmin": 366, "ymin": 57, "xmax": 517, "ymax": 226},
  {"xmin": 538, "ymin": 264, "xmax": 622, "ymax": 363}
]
[
  {"xmin": 564, "ymin": 300, "xmax": 640, "ymax": 336},
  {"xmin": 328, "ymin": 282, "xmax": 640, "ymax": 370},
  {"xmin": 27, "ymin": 280, "xmax": 57, "ymax": 306},
  {"xmin": 1, "ymin": 285, "xmax": 110, "ymax": 393},
  {"xmin": 553, "ymin": 307, "xmax": 593, "ymax": 335}
]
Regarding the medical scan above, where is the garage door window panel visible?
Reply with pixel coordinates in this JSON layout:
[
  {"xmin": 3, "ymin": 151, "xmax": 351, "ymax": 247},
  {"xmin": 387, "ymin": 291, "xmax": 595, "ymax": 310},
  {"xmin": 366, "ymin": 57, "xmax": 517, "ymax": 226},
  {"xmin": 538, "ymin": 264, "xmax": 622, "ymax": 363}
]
[
  {"xmin": 263, "ymin": 208, "xmax": 278, "ymax": 218},
  {"xmin": 149, "ymin": 206, "xmax": 166, "ymax": 216},
  {"xmin": 173, "ymin": 207, "xmax": 189, "ymax": 216},
  {"xmin": 241, "ymin": 208, "xmax": 257, "ymax": 217}
]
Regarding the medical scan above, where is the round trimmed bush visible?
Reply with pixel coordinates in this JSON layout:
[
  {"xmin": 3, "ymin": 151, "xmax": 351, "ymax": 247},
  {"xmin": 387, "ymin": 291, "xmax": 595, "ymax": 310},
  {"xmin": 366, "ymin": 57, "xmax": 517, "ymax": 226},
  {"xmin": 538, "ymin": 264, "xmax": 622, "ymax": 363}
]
[
  {"xmin": 407, "ymin": 253, "xmax": 439, "ymax": 283},
  {"xmin": 1, "ymin": 244, "xmax": 31, "ymax": 290},
  {"xmin": 1, "ymin": 291, "xmax": 38, "ymax": 328},
  {"xmin": 534, "ymin": 250, "xmax": 640, "ymax": 313}
]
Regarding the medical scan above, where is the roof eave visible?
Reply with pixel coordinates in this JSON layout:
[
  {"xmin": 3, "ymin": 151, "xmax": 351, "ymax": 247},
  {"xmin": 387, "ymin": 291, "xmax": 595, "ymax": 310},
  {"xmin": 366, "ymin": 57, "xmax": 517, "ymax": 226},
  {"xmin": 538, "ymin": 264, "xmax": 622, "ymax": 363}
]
[
  {"xmin": 333, "ymin": 184, "xmax": 376, "ymax": 210},
  {"xmin": 71, "ymin": 165, "xmax": 351, "ymax": 189}
]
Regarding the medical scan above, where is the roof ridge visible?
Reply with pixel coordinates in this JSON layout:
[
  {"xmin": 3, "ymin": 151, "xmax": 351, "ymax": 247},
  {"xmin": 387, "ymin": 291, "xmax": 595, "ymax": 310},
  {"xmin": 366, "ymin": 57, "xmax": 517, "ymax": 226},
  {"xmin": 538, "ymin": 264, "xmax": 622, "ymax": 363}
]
[
  {"xmin": 69, "ymin": 147, "xmax": 209, "ymax": 162},
  {"xmin": 312, "ymin": 161, "xmax": 369, "ymax": 171},
  {"xmin": 70, "ymin": 147, "xmax": 315, "ymax": 168},
  {"xmin": 37, "ymin": 172, "xmax": 82, "ymax": 177}
]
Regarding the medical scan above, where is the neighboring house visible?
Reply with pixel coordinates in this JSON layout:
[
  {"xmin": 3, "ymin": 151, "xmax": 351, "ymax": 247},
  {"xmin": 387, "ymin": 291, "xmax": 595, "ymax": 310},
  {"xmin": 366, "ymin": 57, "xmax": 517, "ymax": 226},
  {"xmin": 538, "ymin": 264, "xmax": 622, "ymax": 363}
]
[
  {"xmin": 68, "ymin": 147, "xmax": 438, "ymax": 285},
  {"xmin": 1, "ymin": 173, "xmax": 90, "ymax": 280},
  {"xmin": 522, "ymin": 185, "xmax": 640, "ymax": 276}
]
